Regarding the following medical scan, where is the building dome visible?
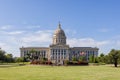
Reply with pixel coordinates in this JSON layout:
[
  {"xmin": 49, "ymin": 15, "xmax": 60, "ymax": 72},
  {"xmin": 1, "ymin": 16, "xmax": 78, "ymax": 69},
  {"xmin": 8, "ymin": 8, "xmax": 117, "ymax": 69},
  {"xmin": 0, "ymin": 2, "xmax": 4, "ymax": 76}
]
[
  {"xmin": 53, "ymin": 23, "xmax": 66, "ymax": 45},
  {"xmin": 54, "ymin": 24, "xmax": 66, "ymax": 37}
]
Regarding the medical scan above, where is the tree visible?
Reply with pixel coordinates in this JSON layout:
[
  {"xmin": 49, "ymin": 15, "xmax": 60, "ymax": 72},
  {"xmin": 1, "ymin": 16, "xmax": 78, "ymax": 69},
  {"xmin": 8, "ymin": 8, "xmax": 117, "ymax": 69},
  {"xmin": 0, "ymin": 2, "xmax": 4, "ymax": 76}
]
[
  {"xmin": 42, "ymin": 57, "xmax": 47, "ymax": 61},
  {"xmin": 30, "ymin": 49, "xmax": 36, "ymax": 60},
  {"xmin": 104, "ymin": 55, "xmax": 110, "ymax": 64},
  {"xmin": 79, "ymin": 56, "xmax": 86, "ymax": 62},
  {"xmin": 89, "ymin": 55, "xmax": 94, "ymax": 63},
  {"xmin": 98, "ymin": 53, "xmax": 105, "ymax": 63},
  {"xmin": 26, "ymin": 49, "xmax": 39, "ymax": 62},
  {"xmin": 72, "ymin": 57, "xmax": 77, "ymax": 61},
  {"xmin": 14, "ymin": 57, "xmax": 24, "ymax": 63},
  {"xmin": 0, "ymin": 49, "xmax": 6, "ymax": 63},
  {"xmin": 94, "ymin": 57, "xmax": 99, "ymax": 63},
  {"xmin": 100, "ymin": 53, "xmax": 105, "ymax": 57},
  {"xmin": 0, "ymin": 49, "xmax": 15, "ymax": 63},
  {"xmin": 109, "ymin": 49, "xmax": 120, "ymax": 67},
  {"xmin": 5, "ymin": 54, "xmax": 14, "ymax": 63}
]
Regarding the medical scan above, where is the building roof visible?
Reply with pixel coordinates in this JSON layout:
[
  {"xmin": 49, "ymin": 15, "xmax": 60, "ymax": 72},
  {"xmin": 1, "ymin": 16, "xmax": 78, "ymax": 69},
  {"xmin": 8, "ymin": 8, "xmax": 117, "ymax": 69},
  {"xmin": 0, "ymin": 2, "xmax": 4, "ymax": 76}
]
[{"xmin": 54, "ymin": 23, "xmax": 66, "ymax": 38}]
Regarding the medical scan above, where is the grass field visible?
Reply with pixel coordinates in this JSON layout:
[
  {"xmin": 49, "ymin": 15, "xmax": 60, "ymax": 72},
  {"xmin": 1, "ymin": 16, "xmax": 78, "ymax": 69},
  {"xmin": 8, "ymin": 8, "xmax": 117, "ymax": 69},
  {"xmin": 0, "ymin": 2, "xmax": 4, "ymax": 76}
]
[{"xmin": 0, "ymin": 64, "xmax": 120, "ymax": 80}]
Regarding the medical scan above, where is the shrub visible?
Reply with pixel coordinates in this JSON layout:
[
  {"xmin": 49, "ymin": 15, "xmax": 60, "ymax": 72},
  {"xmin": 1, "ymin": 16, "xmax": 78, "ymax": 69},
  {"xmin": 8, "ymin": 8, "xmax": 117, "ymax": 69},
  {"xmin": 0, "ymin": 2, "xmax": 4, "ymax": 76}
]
[{"xmin": 67, "ymin": 61, "xmax": 88, "ymax": 66}]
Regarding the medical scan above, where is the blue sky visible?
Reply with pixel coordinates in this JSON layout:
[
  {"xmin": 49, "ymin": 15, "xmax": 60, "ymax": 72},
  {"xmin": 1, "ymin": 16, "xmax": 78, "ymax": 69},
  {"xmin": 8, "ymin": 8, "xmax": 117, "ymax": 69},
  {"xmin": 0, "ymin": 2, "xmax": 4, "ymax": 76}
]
[{"xmin": 0, "ymin": 0, "xmax": 120, "ymax": 56}]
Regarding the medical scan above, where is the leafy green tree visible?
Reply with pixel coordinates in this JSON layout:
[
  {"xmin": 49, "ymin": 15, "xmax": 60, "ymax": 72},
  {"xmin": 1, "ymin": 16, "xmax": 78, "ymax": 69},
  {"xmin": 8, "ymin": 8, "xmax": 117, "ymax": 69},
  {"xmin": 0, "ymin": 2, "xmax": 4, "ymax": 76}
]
[
  {"xmin": 29, "ymin": 49, "xmax": 38, "ymax": 60},
  {"xmin": 108, "ymin": 49, "xmax": 120, "ymax": 67},
  {"xmin": 0, "ymin": 49, "xmax": 6, "ymax": 63},
  {"xmin": 104, "ymin": 55, "xmax": 110, "ymax": 64},
  {"xmin": 98, "ymin": 53, "xmax": 105, "ymax": 63},
  {"xmin": 24, "ymin": 49, "xmax": 37, "ymax": 62},
  {"xmin": 42, "ymin": 57, "xmax": 47, "ymax": 61},
  {"xmin": 89, "ymin": 55, "xmax": 94, "ymax": 63},
  {"xmin": 94, "ymin": 57, "xmax": 99, "ymax": 63},
  {"xmin": 5, "ymin": 54, "xmax": 14, "ymax": 63},
  {"xmin": 72, "ymin": 57, "xmax": 77, "ymax": 61},
  {"xmin": 14, "ymin": 57, "xmax": 24, "ymax": 63},
  {"xmin": 100, "ymin": 53, "xmax": 105, "ymax": 57},
  {"xmin": 0, "ymin": 49, "xmax": 15, "ymax": 63},
  {"xmin": 79, "ymin": 56, "xmax": 86, "ymax": 62}
]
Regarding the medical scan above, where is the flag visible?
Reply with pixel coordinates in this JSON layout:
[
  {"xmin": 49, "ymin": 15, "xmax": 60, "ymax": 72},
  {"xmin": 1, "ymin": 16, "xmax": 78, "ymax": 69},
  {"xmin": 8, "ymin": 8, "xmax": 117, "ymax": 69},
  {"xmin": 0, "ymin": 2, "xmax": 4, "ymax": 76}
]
[
  {"xmin": 80, "ymin": 52, "xmax": 86, "ymax": 56},
  {"xmin": 50, "ymin": 55, "xmax": 52, "ymax": 58}
]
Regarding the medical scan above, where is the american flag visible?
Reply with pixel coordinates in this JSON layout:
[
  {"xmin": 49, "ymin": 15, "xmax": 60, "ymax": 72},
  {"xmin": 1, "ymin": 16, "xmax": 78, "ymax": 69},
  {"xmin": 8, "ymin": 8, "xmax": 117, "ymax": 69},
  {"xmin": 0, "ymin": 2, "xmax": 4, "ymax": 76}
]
[
  {"xmin": 80, "ymin": 51, "xmax": 86, "ymax": 56},
  {"xmin": 50, "ymin": 55, "xmax": 52, "ymax": 58}
]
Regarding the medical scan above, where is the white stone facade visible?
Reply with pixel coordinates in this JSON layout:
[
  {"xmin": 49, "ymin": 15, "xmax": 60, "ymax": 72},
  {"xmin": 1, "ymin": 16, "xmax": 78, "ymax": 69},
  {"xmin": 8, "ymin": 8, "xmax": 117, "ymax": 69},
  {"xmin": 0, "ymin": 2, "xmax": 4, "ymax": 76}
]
[{"xmin": 20, "ymin": 23, "xmax": 99, "ymax": 64}]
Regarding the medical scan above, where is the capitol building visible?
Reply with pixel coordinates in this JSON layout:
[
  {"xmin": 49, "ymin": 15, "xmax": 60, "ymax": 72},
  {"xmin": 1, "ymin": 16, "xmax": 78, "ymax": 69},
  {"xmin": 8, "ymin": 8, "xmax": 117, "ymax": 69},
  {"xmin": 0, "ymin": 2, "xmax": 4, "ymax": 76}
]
[{"xmin": 20, "ymin": 23, "xmax": 99, "ymax": 64}]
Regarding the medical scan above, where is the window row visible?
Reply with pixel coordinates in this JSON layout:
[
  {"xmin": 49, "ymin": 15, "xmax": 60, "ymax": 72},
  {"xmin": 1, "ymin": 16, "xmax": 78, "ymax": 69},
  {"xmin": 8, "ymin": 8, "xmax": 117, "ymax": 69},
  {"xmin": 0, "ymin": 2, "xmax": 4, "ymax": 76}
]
[
  {"xmin": 51, "ymin": 55, "xmax": 66, "ymax": 60},
  {"xmin": 52, "ymin": 52, "xmax": 66, "ymax": 55},
  {"xmin": 23, "ymin": 50, "xmax": 46, "ymax": 54},
  {"xmin": 72, "ymin": 51, "xmax": 97, "ymax": 54},
  {"xmin": 51, "ymin": 49, "xmax": 66, "ymax": 53}
]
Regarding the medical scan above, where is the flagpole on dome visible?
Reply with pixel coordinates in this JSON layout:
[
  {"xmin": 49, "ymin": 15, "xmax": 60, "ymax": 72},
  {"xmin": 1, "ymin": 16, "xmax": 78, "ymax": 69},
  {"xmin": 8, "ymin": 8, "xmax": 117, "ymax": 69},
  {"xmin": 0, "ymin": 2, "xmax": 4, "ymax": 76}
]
[{"xmin": 58, "ymin": 21, "xmax": 61, "ymax": 29}]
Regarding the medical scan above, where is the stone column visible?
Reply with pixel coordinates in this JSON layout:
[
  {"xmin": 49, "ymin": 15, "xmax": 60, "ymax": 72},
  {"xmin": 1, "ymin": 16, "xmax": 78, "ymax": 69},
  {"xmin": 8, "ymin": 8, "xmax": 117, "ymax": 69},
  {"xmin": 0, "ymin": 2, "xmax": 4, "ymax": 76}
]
[
  {"xmin": 57, "ymin": 49, "xmax": 58, "ymax": 63},
  {"xmin": 60, "ymin": 49, "xmax": 61, "ymax": 61},
  {"xmin": 63, "ymin": 50, "xmax": 64, "ymax": 60}
]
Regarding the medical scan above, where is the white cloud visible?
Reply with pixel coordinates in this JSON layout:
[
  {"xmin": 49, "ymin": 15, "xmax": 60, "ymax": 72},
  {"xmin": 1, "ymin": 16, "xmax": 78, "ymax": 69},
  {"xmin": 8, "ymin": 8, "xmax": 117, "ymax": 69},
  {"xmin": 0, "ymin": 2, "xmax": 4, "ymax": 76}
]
[
  {"xmin": 0, "ymin": 30, "xmax": 25, "ymax": 36},
  {"xmin": 21, "ymin": 34, "xmax": 51, "ymax": 43},
  {"xmin": 8, "ymin": 31, "xmax": 25, "ymax": 35},
  {"xmin": 35, "ymin": 30, "xmax": 53, "ymax": 34},
  {"xmin": 0, "ymin": 42, "xmax": 12, "ymax": 53},
  {"xmin": 0, "ymin": 25, "xmax": 53, "ymax": 56},
  {"xmin": 67, "ymin": 38, "xmax": 110, "ymax": 47},
  {"xmin": 0, "ymin": 29, "xmax": 112, "ymax": 56},
  {"xmin": 0, "ymin": 42, "xmax": 7, "ymax": 48},
  {"xmin": 0, "ymin": 25, "xmax": 12, "ymax": 30},
  {"xmin": 0, "ymin": 25, "xmax": 120, "ymax": 57},
  {"xmin": 21, "ymin": 30, "xmax": 52, "ymax": 43},
  {"xmin": 67, "ymin": 38, "xmax": 112, "ymax": 54},
  {"xmin": 96, "ymin": 41, "xmax": 110, "ymax": 47}
]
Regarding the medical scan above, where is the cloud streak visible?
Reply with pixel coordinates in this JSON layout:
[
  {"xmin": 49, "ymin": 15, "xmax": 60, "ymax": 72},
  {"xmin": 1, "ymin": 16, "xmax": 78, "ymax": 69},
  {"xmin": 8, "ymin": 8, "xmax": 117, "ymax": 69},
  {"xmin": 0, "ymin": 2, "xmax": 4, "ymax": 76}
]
[
  {"xmin": 67, "ymin": 38, "xmax": 110, "ymax": 47},
  {"xmin": 8, "ymin": 31, "xmax": 25, "ymax": 35},
  {"xmin": 0, "ymin": 25, "xmax": 12, "ymax": 30}
]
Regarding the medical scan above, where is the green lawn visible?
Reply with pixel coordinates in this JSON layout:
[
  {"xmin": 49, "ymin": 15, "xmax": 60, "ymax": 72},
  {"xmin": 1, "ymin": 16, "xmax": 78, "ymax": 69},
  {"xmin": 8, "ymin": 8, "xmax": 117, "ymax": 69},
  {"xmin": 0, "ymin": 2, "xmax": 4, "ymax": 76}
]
[{"xmin": 0, "ymin": 64, "xmax": 120, "ymax": 80}]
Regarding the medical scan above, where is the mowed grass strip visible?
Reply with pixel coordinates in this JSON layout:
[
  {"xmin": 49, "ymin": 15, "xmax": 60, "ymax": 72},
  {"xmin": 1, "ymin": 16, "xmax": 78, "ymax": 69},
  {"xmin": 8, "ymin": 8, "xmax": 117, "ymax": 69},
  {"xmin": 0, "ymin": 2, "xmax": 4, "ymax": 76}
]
[{"xmin": 0, "ymin": 65, "xmax": 120, "ymax": 80}]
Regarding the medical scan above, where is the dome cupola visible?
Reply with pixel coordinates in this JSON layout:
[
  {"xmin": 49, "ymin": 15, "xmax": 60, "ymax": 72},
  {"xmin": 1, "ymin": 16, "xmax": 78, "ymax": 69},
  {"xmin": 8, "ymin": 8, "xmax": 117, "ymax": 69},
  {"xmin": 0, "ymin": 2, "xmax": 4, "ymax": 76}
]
[{"xmin": 53, "ymin": 23, "xmax": 66, "ymax": 45}]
